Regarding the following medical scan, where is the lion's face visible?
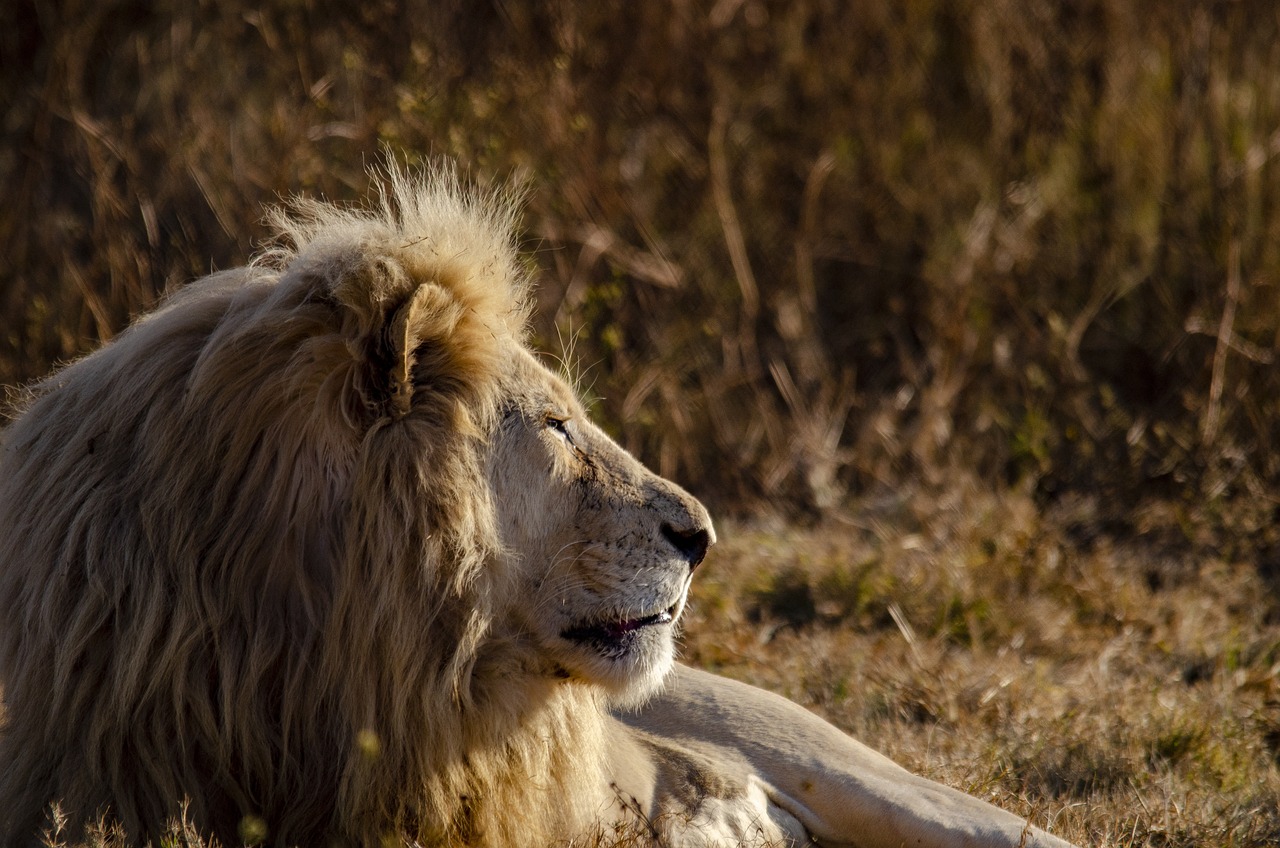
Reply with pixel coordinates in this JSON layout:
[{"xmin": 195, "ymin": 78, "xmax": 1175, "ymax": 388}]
[{"xmin": 488, "ymin": 348, "xmax": 714, "ymax": 701}]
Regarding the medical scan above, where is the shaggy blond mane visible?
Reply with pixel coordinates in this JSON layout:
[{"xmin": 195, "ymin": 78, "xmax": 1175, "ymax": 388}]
[{"xmin": 0, "ymin": 168, "xmax": 607, "ymax": 846}]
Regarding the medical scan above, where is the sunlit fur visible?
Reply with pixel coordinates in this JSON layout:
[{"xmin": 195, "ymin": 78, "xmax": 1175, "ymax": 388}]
[{"xmin": 0, "ymin": 167, "xmax": 622, "ymax": 847}]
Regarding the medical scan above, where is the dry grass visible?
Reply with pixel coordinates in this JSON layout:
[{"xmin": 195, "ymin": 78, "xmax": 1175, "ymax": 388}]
[
  {"xmin": 6, "ymin": 0, "xmax": 1280, "ymax": 510},
  {"xmin": 682, "ymin": 479, "xmax": 1280, "ymax": 847},
  {"xmin": 4, "ymin": 1, "xmax": 1280, "ymax": 845}
]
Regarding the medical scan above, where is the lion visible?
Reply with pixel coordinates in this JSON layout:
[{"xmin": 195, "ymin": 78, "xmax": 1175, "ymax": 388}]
[{"xmin": 0, "ymin": 166, "xmax": 1077, "ymax": 848}]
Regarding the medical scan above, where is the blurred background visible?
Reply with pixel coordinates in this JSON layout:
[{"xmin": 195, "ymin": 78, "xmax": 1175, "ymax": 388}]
[
  {"xmin": 4, "ymin": 0, "xmax": 1280, "ymax": 522},
  {"xmin": 7, "ymin": 4, "xmax": 1280, "ymax": 843}
]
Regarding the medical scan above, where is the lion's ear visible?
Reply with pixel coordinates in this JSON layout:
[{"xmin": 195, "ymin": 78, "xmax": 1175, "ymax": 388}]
[
  {"xmin": 377, "ymin": 281, "xmax": 470, "ymax": 421},
  {"xmin": 385, "ymin": 283, "xmax": 436, "ymax": 418}
]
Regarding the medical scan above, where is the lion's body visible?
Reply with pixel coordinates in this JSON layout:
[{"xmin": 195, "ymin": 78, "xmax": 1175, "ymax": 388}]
[{"xmin": 0, "ymin": 168, "xmax": 1076, "ymax": 848}]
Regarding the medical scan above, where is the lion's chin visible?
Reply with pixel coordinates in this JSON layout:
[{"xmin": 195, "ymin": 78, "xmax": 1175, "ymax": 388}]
[
  {"xmin": 596, "ymin": 648, "xmax": 677, "ymax": 709},
  {"xmin": 553, "ymin": 613, "xmax": 679, "ymax": 705}
]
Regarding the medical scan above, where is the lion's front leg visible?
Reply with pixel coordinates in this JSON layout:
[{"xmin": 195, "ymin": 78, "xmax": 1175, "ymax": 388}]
[
  {"xmin": 603, "ymin": 714, "xmax": 811, "ymax": 847},
  {"xmin": 614, "ymin": 664, "xmax": 1079, "ymax": 848}
]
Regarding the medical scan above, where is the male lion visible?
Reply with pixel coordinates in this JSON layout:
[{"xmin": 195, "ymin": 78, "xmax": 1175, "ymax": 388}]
[{"xmin": 0, "ymin": 168, "xmax": 1077, "ymax": 848}]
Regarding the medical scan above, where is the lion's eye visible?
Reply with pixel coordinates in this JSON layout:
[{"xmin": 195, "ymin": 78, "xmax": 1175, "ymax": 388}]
[{"xmin": 544, "ymin": 412, "xmax": 583, "ymax": 455}]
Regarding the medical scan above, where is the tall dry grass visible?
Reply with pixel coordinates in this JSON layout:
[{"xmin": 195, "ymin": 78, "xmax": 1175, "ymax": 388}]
[
  {"xmin": 6, "ymin": 0, "xmax": 1280, "ymax": 513},
  {"xmin": 4, "ymin": 2, "xmax": 1280, "ymax": 846}
]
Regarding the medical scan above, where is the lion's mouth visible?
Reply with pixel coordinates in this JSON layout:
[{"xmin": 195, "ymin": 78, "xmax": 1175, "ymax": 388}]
[{"xmin": 562, "ymin": 604, "xmax": 677, "ymax": 645}]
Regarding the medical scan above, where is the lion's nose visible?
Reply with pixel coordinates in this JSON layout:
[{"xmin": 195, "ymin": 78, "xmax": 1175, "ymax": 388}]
[{"xmin": 662, "ymin": 523, "xmax": 712, "ymax": 571}]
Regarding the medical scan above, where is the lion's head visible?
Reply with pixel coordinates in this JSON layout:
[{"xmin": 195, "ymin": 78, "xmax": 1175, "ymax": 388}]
[
  {"xmin": 0, "ymin": 167, "xmax": 712, "ymax": 847},
  {"xmin": 490, "ymin": 347, "xmax": 712, "ymax": 697}
]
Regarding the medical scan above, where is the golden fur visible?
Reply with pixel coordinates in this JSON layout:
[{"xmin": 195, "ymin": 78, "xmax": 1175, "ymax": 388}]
[{"xmin": 0, "ymin": 167, "xmax": 719, "ymax": 846}]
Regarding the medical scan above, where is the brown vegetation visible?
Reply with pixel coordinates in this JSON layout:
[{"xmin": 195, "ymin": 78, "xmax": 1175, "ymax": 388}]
[
  {"xmin": 7, "ymin": 0, "xmax": 1280, "ymax": 510},
  {"xmin": 4, "ymin": 1, "xmax": 1280, "ymax": 846},
  {"xmin": 687, "ymin": 482, "xmax": 1280, "ymax": 847}
]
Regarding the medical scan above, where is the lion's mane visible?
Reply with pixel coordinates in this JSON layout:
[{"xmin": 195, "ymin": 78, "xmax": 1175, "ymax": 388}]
[{"xmin": 0, "ymin": 169, "xmax": 606, "ymax": 846}]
